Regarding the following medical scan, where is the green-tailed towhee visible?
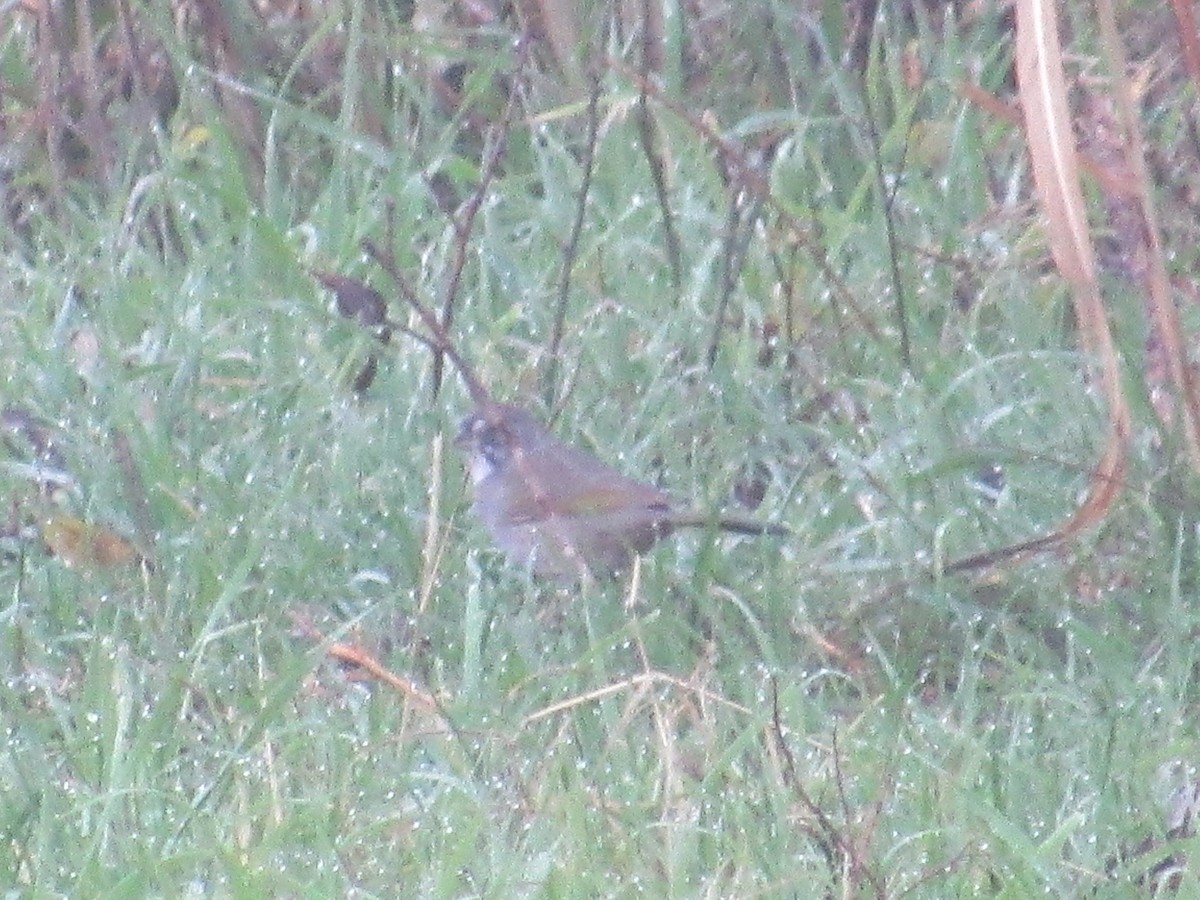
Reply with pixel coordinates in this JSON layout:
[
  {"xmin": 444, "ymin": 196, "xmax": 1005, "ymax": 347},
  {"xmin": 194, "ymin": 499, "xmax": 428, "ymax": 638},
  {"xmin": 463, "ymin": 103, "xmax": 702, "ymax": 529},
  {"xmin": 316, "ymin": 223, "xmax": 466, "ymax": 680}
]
[{"xmin": 455, "ymin": 401, "xmax": 786, "ymax": 579}]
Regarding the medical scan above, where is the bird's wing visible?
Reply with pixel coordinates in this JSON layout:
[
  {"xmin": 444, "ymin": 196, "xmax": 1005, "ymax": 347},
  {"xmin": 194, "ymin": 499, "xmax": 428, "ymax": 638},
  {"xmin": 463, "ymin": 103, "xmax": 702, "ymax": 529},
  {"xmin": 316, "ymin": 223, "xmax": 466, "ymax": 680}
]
[{"xmin": 499, "ymin": 439, "xmax": 673, "ymax": 525}]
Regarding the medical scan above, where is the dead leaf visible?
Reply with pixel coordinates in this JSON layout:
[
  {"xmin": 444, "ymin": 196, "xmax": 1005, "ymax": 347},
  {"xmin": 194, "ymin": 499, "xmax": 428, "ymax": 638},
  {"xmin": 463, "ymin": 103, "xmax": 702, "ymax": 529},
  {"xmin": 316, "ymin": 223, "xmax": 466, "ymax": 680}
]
[{"xmin": 42, "ymin": 514, "xmax": 139, "ymax": 569}]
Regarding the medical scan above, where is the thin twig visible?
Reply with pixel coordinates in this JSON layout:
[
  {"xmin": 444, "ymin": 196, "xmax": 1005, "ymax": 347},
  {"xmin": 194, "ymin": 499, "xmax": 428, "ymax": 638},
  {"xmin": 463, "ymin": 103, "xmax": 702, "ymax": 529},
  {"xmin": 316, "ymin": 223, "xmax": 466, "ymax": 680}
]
[
  {"xmin": 635, "ymin": 90, "xmax": 684, "ymax": 289},
  {"xmin": 434, "ymin": 35, "xmax": 534, "ymax": 396},
  {"xmin": 361, "ymin": 239, "xmax": 492, "ymax": 405},
  {"xmin": 705, "ymin": 189, "xmax": 763, "ymax": 369},
  {"xmin": 633, "ymin": 0, "xmax": 682, "ymax": 288},
  {"xmin": 770, "ymin": 678, "xmax": 843, "ymax": 892},
  {"xmin": 544, "ymin": 72, "xmax": 602, "ymax": 406},
  {"xmin": 859, "ymin": 45, "xmax": 913, "ymax": 370},
  {"xmin": 831, "ymin": 725, "xmax": 888, "ymax": 899}
]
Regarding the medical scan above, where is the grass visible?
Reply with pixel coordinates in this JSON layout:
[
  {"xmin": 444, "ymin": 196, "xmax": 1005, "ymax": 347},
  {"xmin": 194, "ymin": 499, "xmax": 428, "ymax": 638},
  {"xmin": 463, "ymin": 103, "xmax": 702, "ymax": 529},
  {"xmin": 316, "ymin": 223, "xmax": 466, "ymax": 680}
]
[{"xmin": 3, "ymin": 1, "xmax": 1200, "ymax": 896}]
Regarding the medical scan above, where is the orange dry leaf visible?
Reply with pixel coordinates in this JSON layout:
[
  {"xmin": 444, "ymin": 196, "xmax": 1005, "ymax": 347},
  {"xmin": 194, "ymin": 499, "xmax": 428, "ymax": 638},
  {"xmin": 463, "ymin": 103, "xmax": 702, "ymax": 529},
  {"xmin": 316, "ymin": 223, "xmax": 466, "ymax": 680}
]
[{"xmin": 41, "ymin": 514, "xmax": 139, "ymax": 569}]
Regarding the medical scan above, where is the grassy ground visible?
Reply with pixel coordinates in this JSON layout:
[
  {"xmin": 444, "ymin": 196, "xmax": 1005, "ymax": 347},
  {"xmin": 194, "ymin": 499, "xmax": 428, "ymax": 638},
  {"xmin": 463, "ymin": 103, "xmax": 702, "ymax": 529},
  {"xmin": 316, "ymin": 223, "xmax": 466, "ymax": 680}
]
[{"xmin": 2, "ymin": 2, "xmax": 1199, "ymax": 896}]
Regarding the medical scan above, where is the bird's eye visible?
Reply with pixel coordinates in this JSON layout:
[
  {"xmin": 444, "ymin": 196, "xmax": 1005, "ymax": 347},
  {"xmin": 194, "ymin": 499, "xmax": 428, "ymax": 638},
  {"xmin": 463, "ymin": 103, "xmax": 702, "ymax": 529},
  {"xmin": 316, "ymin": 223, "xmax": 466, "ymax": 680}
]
[{"xmin": 477, "ymin": 423, "xmax": 511, "ymax": 467}]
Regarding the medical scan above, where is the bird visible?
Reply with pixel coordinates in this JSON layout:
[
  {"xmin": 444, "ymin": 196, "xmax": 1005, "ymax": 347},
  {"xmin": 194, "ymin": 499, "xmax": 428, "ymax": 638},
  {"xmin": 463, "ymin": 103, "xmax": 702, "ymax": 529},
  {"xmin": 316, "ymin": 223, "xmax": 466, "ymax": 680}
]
[{"xmin": 454, "ymin": 401, "xmax": 787, "ymax": 579}]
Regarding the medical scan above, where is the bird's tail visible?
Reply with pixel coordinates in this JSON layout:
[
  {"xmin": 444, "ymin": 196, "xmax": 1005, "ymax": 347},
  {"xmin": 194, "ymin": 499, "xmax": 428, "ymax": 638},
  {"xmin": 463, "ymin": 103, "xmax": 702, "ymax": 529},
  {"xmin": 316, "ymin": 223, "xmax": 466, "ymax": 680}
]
[{"xmin": 669, "ymin": 512, "xmax": 788, "ymax": 537}]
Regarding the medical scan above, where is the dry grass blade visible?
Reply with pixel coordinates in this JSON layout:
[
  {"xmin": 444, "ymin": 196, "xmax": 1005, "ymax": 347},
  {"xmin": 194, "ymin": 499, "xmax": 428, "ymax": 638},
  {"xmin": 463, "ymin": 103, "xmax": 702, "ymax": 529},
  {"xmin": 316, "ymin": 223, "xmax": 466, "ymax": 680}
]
[
  {"xmin": 1169, "ymin": 0, "xmax": 1200, "ymax": 90},
  {"xmin": 520, "ymin": 670, "xmax": 751, "ymax": 727},
  {"xmin": 875, "ymin": 0, "xmax": 1137, "ymax": 587},
  {"xmin": 287, "ymin": 611, "xmax": 447, "ymax": 724},
  {"xmin": 418, "ymin": 430, "xmax": 448, "ymax": 616},
  {"xmin": 1015, "ymin": 0, "xmax": 1130, "ymax": 541},
  {"xmin": 1017, "ymin": 0, "xmax": 1095, "ymax": 289},
  {"xmin": 1097, "ymin": 0, "xmax": 1200, "ymax": 476}
]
